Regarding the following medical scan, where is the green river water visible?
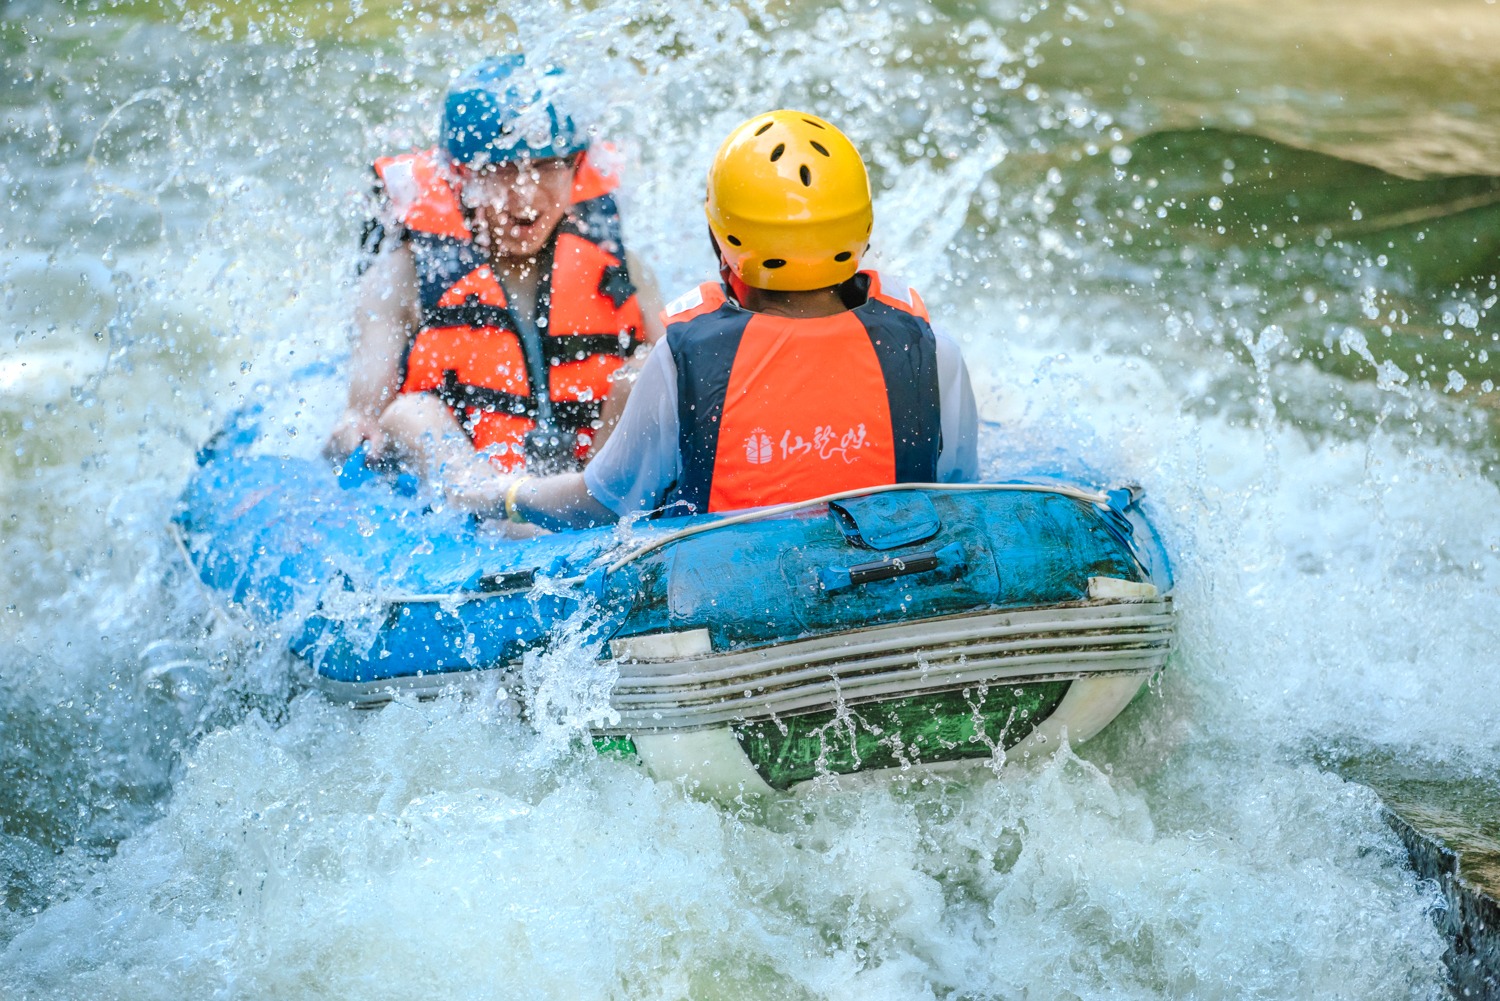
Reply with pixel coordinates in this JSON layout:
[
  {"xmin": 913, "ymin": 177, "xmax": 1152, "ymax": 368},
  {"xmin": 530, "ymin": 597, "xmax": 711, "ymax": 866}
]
[{"xmin": 3, "ymin": 1, "xmax": 1499, "ymax": 997}]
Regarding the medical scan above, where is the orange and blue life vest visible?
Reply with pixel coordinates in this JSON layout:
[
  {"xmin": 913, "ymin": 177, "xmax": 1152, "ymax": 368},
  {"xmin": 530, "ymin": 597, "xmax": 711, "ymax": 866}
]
[
  {"xmin": 371, "ymin": 148, "xmax": 643, "ymax": 469},
  {"xmin": 661, "ymin": 272, "xmax": 942, "ymax": 514}
]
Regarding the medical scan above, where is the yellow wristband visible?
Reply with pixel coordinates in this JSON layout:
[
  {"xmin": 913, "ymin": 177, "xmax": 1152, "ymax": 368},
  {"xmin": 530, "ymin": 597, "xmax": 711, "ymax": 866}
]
[{"xmin": 503, "ymin": 475, "xmax": 533, "ymax": 524}]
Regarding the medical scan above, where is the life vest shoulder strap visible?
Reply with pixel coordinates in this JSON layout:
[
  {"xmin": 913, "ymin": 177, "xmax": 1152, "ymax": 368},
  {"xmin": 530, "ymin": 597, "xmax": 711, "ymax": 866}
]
[
  {"xmin": 661, "ymin": 282, "xmax": 732, "ymax": 328},
  {"xmin": 436, "ymin": 265, "xmax": 508, "ymax": 309},
  {"xmin": 570, "ymin": 146, "xmax": 622, "ymax": 204},
  {"xmin": 548, "ymin": 231, "xmax": 641, "ymax": 347},
  {"xmin": 860, "ymin": 270, "xmax": 930, "ymax": 320},
  {"xmin": 373, "ymin": 149, "xmax": 470, "ymax": 240}
]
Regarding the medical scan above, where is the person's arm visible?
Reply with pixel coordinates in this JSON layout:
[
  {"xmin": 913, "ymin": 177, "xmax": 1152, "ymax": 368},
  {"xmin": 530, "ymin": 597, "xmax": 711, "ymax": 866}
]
[
  {"xmin": 375, "ymin": 391, "xmax": 512, "ymax": 507},
  {"xmin": 507, "ymin": 473, "xmax": 617, "ymax": 531},
  {"xmin": 934, "ymin": 331, "xmax": 980, "ymax": 482},
  {"xmin": 373, "ymin": 388, "xmax": 603, "ymax": 529},
  {"xmin": 492, "ymin": 341, "xmax": 683, "ymax": 529},
  {"xmin": 325, "ymin": 245, "xmax": 422, "ymax": 461}
]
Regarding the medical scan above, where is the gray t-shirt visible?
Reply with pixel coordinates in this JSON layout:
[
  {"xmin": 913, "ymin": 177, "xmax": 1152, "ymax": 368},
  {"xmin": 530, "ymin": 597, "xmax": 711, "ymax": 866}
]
[{"xmin": 583, "ymin": 306, "xmax": 980, "ymax": 517}]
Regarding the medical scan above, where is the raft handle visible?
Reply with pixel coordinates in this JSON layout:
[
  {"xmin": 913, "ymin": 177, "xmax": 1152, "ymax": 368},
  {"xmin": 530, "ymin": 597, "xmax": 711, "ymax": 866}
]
[
  {"xmin": 476, "ymin": 568, "xmax": 538, "ymax": 593},
  {"xmin": 819, "ymin": 542, "xmax": 965, "ymax": 593}
]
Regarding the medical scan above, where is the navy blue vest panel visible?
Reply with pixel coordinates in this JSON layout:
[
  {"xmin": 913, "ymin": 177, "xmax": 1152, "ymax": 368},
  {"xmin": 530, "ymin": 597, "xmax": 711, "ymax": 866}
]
[
  {"xmin": 665, "ymin": 301, "xmax": 752, "ymax": 514},
  {"xmin": 857, "ymin": 299, "xmax": 942, "ymax": 484}
]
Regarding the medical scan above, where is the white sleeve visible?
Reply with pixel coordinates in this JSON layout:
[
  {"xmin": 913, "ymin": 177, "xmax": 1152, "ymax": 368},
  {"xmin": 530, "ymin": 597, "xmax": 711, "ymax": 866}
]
[
  {"xmin": 582, "ymin": 342, "xmax": 683, "ymax": 516},
  {"xmin": 934, "ymin": 329, "xmax": 980, "ymax": 483}
]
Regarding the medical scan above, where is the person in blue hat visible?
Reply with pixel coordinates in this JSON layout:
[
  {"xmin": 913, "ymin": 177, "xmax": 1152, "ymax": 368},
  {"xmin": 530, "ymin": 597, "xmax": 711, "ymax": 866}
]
[{"xmin": 327, "ymin": 55, "xmax": 664, "ymax": 499}]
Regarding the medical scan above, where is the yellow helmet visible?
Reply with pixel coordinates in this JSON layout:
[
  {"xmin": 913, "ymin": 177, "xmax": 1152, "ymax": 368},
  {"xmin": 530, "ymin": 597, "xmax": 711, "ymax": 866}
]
[{"xmin": 706, "ymin": 110, "xmax": 873, "ymax": 291}]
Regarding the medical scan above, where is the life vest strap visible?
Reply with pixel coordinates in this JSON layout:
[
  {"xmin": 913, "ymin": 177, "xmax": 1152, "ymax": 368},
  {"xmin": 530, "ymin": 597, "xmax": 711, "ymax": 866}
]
[
  {"xmin": 540, "ymin": 332, "xmax": 638, "ymax": 365},
  {"xmin": 438, "ymin": 372, "xmax": 531, "ymax": 417},
  {"xmin": 545, "ymin": 399, "xmax": 605, "ymax": 428},
  {"xmin": 437, "ymin": 372, "xmax": 603, "ymax": 427},
  {"xmin": 424, "ymin": 303, "xmax": 519, "ymax": 333},
  {"xmin": 419, "ymin": 319, "xmax": 635, "ymax": 371}
]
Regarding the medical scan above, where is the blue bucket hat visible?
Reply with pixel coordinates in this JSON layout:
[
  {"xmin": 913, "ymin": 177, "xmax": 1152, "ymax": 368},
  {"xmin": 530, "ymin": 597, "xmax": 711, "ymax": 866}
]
[{"xmin": 441, "ymin": 54, "xmax": 588, "ymax": 166}]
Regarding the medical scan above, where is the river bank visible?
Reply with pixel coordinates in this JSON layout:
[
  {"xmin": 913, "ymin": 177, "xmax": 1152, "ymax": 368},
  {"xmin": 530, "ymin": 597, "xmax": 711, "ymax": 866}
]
[{"xmin": 1372, "ymin": 783, "xmax": 1500, "ymax": 998}]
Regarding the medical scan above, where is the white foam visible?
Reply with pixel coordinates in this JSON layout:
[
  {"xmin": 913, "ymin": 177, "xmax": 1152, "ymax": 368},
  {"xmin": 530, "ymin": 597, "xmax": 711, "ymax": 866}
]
[{"xmin": 3, "ymin": 1, "xmax": 1489, "ymax": 995}]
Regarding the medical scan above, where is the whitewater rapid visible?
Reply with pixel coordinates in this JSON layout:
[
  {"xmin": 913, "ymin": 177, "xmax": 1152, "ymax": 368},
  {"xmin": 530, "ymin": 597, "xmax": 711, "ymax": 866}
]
[{"xmin": 6, "ymin": 1, "xmax": 1499, "ymax": 997}]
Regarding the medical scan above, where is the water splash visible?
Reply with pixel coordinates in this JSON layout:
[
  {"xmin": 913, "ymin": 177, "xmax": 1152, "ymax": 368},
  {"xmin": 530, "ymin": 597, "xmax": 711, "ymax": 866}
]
[{"xmin": 5, "ymin": 0, "xmax": 1498, "ymax": 995}]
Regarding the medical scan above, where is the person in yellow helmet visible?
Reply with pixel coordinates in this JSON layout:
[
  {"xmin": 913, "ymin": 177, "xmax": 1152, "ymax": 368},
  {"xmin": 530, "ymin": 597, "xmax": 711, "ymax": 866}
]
[{"xmin": 423, "ymin": 109, "xmax": 978, "ymax": 527}]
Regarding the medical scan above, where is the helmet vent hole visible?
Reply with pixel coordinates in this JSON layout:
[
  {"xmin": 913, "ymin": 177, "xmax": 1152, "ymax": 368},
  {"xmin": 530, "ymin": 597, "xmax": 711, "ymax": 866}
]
[
  {"xmin": 763, "ymin": 259, "xmax": 787, "ymax": 269},
  {"xmin": 726, "ymin": 235, "xmax": 742, "ymax": 246},
  {"xmin": 803, "ymin": 118, "xmax": 826, "ymax": 129},
  {"xmin": 834, "ymin": 251, "xmax": 852, "ymax": 262},
  {"xmin": 799, "ymin": 165, "xmax": 812, "ymax": 186},
  {"xmin": 754, "ymin": 121, "xmax": 774, "ymax": 136},
  {"xmin": 770, "ymin": 143, "xmax": 786, "ymax": 162},
  {"xmin": 810, "ymin": 141, "xmax": 830, "ymax": 157}
]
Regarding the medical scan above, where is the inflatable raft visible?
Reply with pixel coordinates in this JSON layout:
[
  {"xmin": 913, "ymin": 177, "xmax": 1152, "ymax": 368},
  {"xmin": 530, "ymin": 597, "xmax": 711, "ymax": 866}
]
[{"xmin": 174, "ymin": 406, "xmax": 1175, "ymax": 794}]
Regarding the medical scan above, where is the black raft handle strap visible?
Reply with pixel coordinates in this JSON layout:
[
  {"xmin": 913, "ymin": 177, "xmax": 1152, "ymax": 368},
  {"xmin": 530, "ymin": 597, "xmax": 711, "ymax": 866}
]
[{"xmin": 817, "ymin": 541, "xmax": 966, "ymax": 594}]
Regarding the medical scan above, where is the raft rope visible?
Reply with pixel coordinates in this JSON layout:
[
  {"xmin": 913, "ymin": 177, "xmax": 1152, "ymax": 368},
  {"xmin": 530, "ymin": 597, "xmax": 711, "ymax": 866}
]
[
  {"xmin": 331, "ymin": 482, "xmax": 1114, "ymax": 604},
  {"xmin": 167, "ymin": 521, "xmax": 246, "ymax": 631},
  {"xmin": 602, "ymin": 481, "xmax": 1111, "ymax": 574}
]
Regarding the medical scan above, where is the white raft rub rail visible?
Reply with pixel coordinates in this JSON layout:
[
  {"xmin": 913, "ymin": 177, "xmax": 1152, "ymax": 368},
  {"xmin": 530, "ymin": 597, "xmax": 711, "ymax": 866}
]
[
  {"xmin": 602, "ymin": 594, "xmax": 1173, "ymax": 731},
  {"xmin": 316, "ymin": 589, "xmax": 1173, "ymax": 719}
]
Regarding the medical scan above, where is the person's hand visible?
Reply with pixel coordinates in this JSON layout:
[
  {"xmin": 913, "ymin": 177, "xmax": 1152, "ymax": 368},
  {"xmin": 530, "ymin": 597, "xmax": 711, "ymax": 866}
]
[
  {"xmin": 324, "ymin": 411, "xmax": 386, "ymax": 464},
  {"xmin": 436, "ymin": 452, "xmax": 512, "ymax": 518}
]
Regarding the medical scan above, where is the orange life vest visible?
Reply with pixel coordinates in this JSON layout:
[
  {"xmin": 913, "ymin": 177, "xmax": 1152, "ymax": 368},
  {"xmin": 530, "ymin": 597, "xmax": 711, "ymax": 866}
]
[
  {"xmin": 662, "ymin": 272, "xmax": 942, "ymax": 513},
  {"xmin": 372, "ymin": 148, "xmax": 643, "ymax": 470}
]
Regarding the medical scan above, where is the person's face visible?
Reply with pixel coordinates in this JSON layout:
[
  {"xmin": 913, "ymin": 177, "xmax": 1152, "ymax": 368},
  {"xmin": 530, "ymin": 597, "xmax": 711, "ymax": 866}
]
[{"xmin": 458, "ymin": 155, "xmax": 576, "ymax": 260}]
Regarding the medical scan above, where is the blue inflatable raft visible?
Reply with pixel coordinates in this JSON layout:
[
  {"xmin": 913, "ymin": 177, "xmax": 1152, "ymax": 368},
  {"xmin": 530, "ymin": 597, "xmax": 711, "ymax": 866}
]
[{"xmin": 174, "ymin": 406, "xmax": 1174, "ymax": 793}]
